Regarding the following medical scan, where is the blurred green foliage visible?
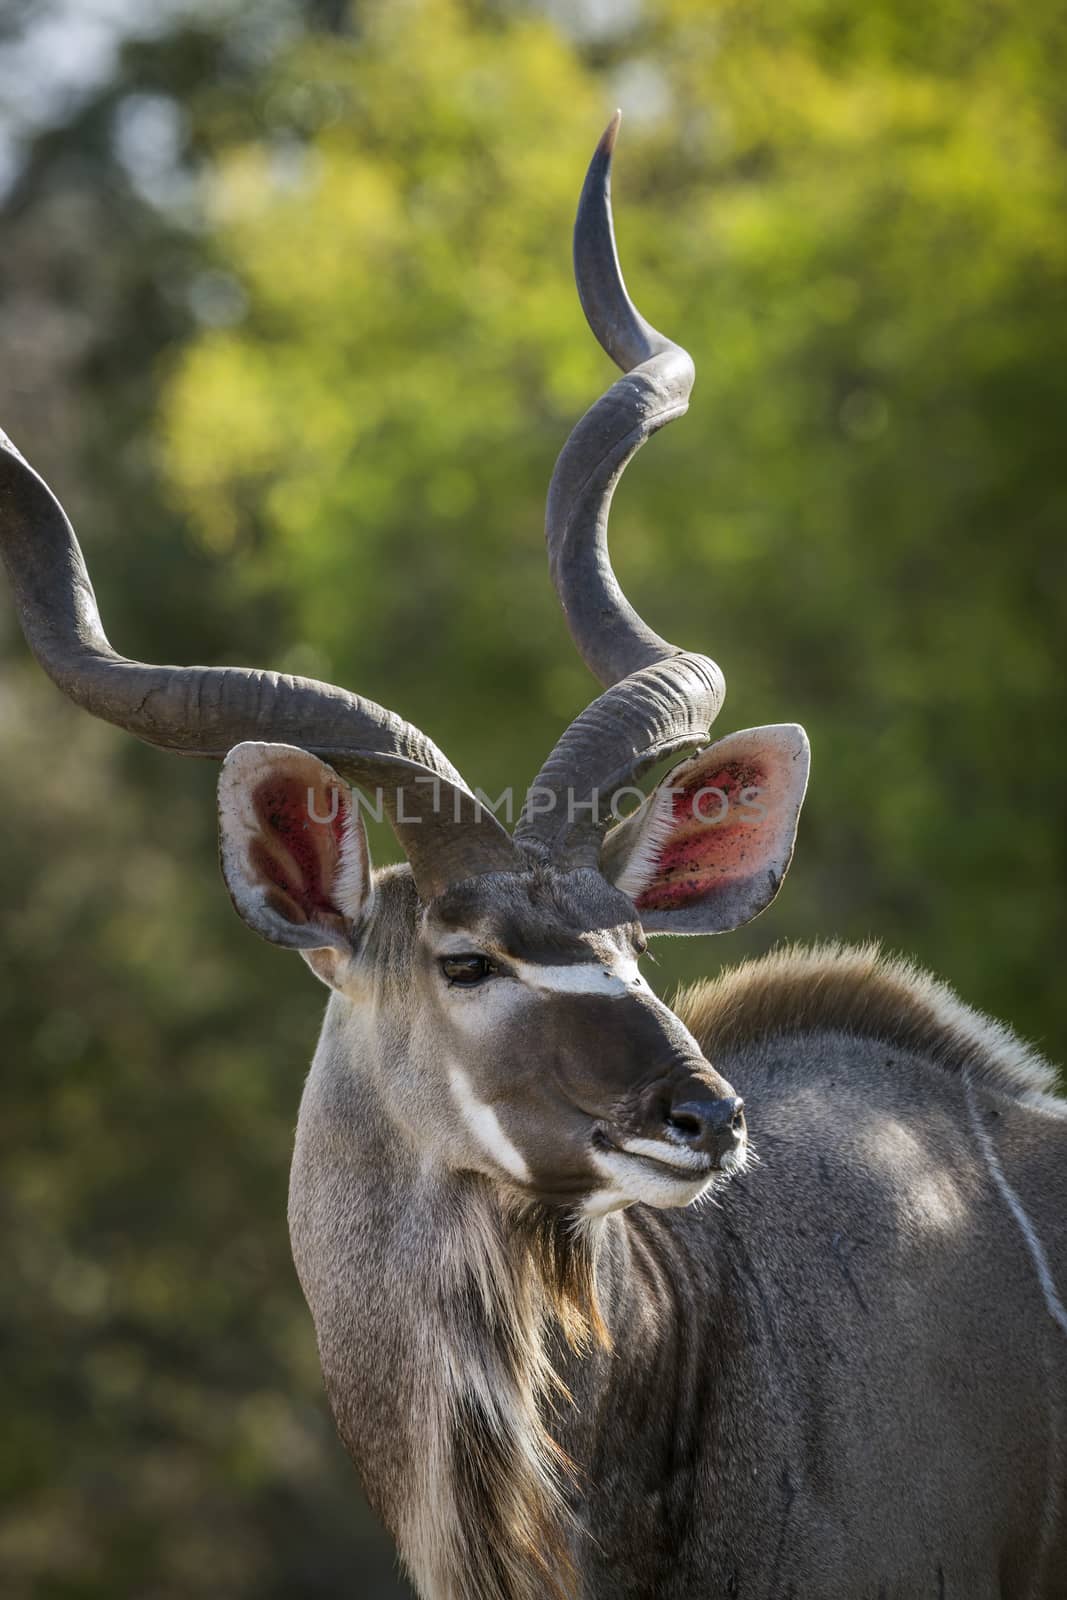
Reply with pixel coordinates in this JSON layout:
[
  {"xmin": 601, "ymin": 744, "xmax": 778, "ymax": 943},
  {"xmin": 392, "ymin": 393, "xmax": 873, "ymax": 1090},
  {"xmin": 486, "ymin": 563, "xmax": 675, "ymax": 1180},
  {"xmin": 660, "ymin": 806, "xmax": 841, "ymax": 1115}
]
[{"xmin": 0, "ymin": 0, "xmax": 1063, "ymax": 1594}]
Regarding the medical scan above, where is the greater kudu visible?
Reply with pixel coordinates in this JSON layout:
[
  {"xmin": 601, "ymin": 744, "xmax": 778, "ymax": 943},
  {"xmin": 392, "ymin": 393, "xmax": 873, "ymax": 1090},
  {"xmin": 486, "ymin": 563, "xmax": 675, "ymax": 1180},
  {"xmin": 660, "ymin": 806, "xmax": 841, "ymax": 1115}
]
[{"xmin": 2, "ymin": 116, "xmax": 1065, "ymax": 1600}]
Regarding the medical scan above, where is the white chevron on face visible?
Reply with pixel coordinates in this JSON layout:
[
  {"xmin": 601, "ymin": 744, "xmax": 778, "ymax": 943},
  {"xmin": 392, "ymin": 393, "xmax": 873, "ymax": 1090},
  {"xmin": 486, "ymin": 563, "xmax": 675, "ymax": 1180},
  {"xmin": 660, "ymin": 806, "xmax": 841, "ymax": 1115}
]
[
  {"xmin": 508, "ymin": 954, "xmax": 646, "ymax": 997},
  {"xmin": 448, "ymin": 1064, "xmax": 531, "ymax": 1184}
]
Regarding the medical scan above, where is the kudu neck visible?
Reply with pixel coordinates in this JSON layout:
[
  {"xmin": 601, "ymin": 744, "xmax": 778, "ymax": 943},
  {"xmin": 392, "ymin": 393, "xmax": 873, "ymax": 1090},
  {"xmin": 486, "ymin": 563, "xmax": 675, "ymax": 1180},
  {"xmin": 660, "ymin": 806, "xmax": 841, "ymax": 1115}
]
[{"xmin": 288, "ymin": 1026, "xmax": 741, "ymax": 1600}]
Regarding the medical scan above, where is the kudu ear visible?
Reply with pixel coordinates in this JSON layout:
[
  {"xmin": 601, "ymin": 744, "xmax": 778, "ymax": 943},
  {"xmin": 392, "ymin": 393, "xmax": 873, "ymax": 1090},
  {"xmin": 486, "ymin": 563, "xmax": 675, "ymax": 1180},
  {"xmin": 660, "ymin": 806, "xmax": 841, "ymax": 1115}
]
[
  {"xmin": 218, "ymin": 742, "xmax": 372, "ymax": 985},
  {"xmin": 601, "ymin": 725, "xmax": 810, "ymax": 935}
]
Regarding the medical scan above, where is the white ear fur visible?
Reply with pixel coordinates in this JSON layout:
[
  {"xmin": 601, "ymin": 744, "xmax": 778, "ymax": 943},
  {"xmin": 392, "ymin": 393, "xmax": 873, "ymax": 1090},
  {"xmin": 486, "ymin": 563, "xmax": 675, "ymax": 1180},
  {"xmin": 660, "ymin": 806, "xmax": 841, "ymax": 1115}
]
[
  {"xmin": 601, "ymin": 724, "xmax": 810, "ymax": 935},
  {"xmin": 218, "ymin": 742, "xmax": 372, "ymax": 979}
]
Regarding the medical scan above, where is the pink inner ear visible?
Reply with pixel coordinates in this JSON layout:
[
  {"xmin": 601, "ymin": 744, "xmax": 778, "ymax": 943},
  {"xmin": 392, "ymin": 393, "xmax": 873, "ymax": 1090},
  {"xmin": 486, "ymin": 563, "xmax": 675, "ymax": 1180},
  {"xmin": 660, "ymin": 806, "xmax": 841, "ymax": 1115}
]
[
  {"xmin": 250, "ymin": 775, "xmax": 349, "ymax": 927},
  {"xmin": 635, "ymin": 757, "xmax": 771, "ymax": 914}
]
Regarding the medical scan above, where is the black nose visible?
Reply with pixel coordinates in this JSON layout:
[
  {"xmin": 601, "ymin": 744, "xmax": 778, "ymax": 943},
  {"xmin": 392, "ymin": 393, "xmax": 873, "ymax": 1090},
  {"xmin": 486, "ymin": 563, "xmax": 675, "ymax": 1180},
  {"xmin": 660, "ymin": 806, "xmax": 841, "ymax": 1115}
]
[{"xmin": 666, "ymin": 1096, "xmax": 746, "ymax": 1164}]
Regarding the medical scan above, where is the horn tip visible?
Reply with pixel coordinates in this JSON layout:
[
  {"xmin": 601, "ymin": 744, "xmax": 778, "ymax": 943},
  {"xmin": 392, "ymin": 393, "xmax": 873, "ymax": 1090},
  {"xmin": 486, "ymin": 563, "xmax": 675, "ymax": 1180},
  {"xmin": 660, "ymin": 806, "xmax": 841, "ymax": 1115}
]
[{"xmin": 599, "ymin": 109, "xmax": 622, "ymax": 157}]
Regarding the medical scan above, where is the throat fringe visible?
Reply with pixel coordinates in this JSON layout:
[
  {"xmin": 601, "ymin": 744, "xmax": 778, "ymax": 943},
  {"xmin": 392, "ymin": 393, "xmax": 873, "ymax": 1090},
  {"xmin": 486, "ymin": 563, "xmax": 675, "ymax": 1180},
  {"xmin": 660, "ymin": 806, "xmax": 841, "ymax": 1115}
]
[{"xmin": 398, "ymin": 1187, "xmax": 608, "ymax": 1600}]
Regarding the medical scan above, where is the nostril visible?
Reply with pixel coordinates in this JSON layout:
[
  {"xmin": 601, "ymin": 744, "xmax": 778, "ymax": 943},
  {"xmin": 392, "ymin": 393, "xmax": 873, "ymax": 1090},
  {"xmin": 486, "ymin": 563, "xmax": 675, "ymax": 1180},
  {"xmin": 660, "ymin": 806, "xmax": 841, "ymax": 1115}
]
[
  {"xmin": 667, "ymin": 1106, "xmax": 705, "ymax": 1140},
  {"xmin": 667, "ymin": 1096, "xmax": 745, "ymax": 1151}
]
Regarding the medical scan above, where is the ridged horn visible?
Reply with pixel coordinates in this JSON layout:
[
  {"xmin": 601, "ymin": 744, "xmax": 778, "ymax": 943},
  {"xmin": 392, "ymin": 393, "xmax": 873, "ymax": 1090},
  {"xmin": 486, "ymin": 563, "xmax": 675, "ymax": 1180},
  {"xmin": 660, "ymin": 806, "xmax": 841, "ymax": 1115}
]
[
  {"xmin": 515, "ymin": 114, "xmax": 725, "ymax": 864},
  {"xmin": 0, "ymin": 431, "xmax": 519, "ymax": 896}
]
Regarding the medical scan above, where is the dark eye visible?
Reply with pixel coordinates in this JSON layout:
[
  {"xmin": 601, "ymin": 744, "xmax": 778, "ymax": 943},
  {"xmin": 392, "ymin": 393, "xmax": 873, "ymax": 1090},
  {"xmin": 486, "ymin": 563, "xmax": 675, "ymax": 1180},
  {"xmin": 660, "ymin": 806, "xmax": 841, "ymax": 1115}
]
[{"xmin": 440, "ymin": 954, "xmax": 495, "ymax": 987}]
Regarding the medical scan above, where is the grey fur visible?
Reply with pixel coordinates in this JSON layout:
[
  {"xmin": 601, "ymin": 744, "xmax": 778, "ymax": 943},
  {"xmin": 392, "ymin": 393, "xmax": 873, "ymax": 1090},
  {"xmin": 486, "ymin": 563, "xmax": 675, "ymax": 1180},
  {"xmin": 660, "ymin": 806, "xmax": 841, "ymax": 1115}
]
[{"xmin": 288, "ymin": 876, "xmax": 1067, "ymax": 1600}]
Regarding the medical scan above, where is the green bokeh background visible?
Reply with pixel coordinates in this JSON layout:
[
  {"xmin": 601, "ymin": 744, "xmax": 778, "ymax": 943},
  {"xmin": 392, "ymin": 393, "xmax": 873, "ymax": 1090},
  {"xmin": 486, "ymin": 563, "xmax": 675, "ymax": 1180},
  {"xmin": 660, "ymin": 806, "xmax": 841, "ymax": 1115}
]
[{"xmin": 1, "ymin": 1, "xmax": 1063, "ymax": 1593}]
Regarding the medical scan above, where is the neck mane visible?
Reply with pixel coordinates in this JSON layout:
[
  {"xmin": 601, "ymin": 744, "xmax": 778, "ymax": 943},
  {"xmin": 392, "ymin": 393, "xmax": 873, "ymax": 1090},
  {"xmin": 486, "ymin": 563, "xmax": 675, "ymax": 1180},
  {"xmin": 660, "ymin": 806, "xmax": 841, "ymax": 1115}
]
[
  {"xmin": 291, "ymin": 1101, "xmax": 611, "ymax": 1600},
  {"xmin": 396, "ymin": 1184, "xmax": 607, "ymax": 1600},
  {"xmin": 677, "ymin": 941, "xmax": 1062, "ymax": 1110}
]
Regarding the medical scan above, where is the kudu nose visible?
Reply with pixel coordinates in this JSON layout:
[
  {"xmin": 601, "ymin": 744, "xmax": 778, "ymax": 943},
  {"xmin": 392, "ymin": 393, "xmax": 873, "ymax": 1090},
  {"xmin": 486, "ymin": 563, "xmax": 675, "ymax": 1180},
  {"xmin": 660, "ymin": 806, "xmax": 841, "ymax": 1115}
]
[{"xmin": 666, "ymin": 1095, "xmax": 746, "ymax": 1165}]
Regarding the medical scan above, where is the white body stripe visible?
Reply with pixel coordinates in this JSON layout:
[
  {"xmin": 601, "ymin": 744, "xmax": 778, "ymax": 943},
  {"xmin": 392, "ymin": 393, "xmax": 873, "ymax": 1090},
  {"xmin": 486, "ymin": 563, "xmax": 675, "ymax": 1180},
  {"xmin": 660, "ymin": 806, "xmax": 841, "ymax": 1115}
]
[
  {"xmin": 449, "ymin": 1065, "xmax": 531, "ymax": 1184},
  {"xmin": 964, "ymin": 1072, "xmax": 1067, "ymax": 1600},
  {"xmin": 964, "ymin": 1072, "xmax": 1067, "ymax": 1337}
]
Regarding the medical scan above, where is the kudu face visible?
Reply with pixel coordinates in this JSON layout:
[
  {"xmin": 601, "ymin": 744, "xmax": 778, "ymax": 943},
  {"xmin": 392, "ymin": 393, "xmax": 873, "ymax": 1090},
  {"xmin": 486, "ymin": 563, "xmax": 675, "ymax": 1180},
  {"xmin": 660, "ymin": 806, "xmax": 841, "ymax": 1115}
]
[
  {"xmin": 0, "ymin": 113, "xmax": 809, "ymax": 1221},
  {"xmin": 215, "ymin": 742, "xmax": 749, "ymax": 1214},
  {"xmin": 389, "ymin": 868, "xmax": 744, "ymax": 1212}
]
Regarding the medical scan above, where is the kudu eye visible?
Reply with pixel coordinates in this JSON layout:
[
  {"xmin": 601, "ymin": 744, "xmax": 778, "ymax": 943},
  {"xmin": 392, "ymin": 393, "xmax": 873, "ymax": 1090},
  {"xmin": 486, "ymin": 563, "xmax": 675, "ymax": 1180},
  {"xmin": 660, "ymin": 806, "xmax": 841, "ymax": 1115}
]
[{"xmin": 440, "ymin": 954, "xmax": 495, "ymax": 987}]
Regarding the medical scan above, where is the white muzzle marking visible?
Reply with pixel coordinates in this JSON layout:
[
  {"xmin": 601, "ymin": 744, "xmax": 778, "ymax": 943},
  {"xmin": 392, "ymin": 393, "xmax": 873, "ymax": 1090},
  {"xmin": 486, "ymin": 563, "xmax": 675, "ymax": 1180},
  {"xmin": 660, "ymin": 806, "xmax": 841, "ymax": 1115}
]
[{"xmin": 585, "ymin": 1145, "xmax": 716, "ymax": 1214}]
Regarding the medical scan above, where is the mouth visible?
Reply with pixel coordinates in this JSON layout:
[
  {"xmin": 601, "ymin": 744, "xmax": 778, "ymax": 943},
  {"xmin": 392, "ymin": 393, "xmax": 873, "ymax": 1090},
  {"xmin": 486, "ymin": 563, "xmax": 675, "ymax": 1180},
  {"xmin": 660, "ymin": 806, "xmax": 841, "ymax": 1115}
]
[
  {"xmin": 583, "ymin": 1122, "xmax": 750, "ymax": 1218},
  {"xmin": 593, "ymin": 1128, "xmax": 713, "ymax": 1181}
]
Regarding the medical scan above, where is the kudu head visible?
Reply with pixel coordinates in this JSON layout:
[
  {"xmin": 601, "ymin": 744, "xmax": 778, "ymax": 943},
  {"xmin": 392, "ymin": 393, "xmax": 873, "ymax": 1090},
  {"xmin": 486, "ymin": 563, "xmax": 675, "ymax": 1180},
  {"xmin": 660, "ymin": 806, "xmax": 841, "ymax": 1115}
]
[{"xmin": 0, "ymin": 115, "xmax": 808, "ymax": 1216}]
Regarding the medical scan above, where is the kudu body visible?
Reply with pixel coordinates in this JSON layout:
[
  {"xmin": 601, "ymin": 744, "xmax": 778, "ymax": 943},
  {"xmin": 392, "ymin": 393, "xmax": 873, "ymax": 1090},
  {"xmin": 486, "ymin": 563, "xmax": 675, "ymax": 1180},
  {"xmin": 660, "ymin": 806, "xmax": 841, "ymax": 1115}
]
[{"xmin": 2, "ymin": 117, "xmax": 1064, "ymax": 1599}]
